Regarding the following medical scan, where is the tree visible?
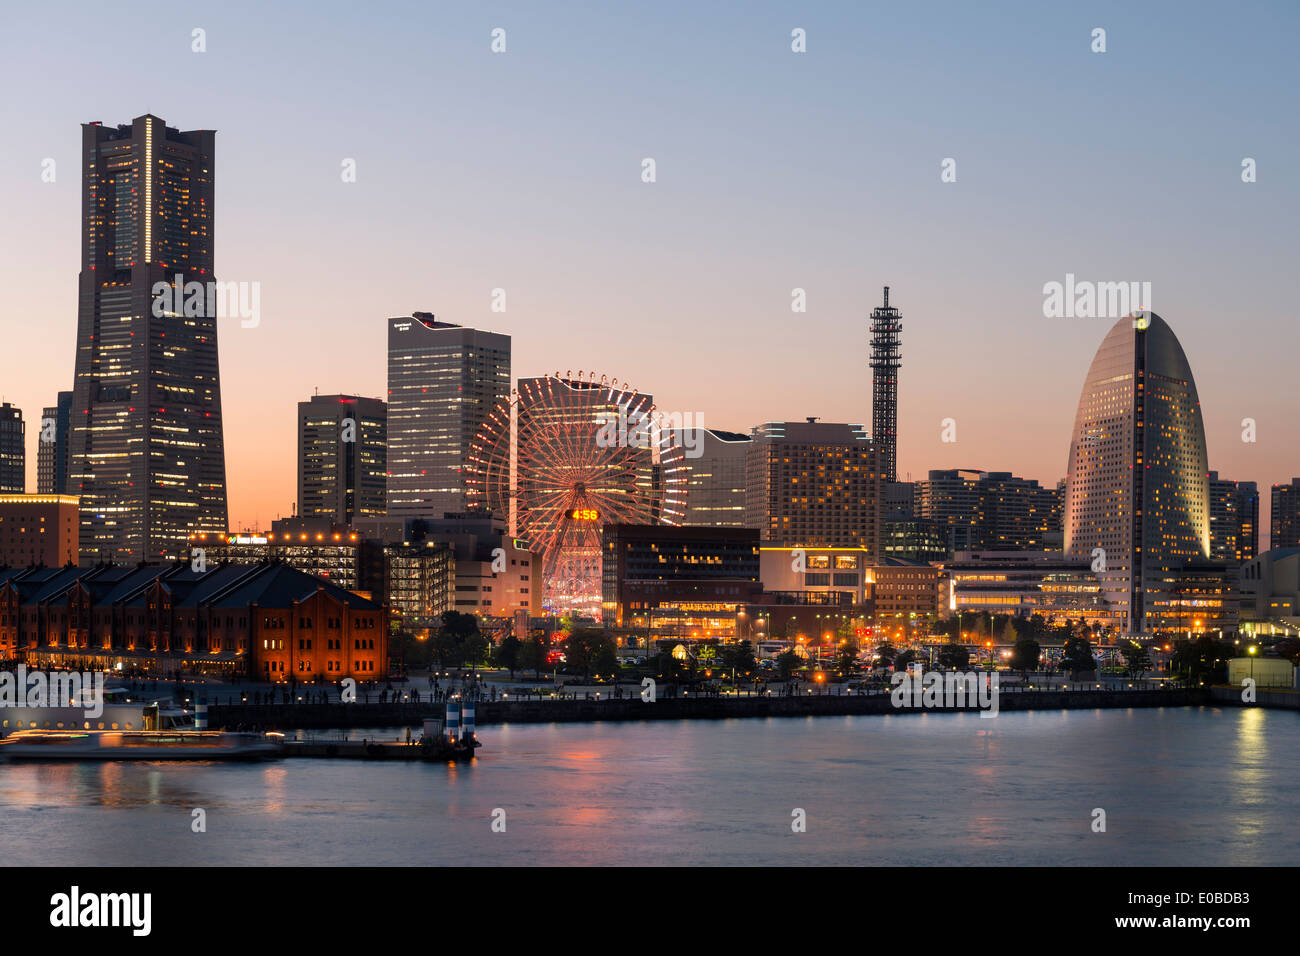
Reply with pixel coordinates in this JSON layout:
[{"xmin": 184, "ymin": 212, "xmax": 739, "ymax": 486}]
[
  {"xmin": 1010, "ymin": 638, "xmax": 1041, "ymax": 678},
  {"xmin": 1170, "ymin": 635, "xmax": 1234, "ymax": 685},
  {"xmin": 1120, "ymin": 639, "xmax": 1151, "ymax": 678},
  {"xmin": 895, "ymin": 649, "xmax": 918, "ymax": 670},
  {"xmin": 1060, "ymin": 636, "xmax": 1095, "ymax": 677},
  {"xmin": 1000, "ymin": 617, "xmax": 1018, "ymax": 643},
  {"xmin": 659, "ymin": 650, "xmax": 688, "ymax": 683},
  {"xmin": 495, "ymin": 633, "xmax": 522, "ymax": 677},
  {"xmin": 937, "ymin": 642, "xmax": 970, "ymax": 670},
  {"xmin": 874, "ymin": 642, "xmax": 896, "ymax": 667},
  {"xmin": 519, "ymin": 637, "xmax": 545, "ymax": 678},
  {"xmin": 436, "ymin": 611, "xmax": 484, "ymax": 668},
  {"xmin": 835, "ymin": 641, "xmax": 860, "ymax": 678},
  {"xmin": 592, "ymin": 640, "xmax": 619, "ymax": 677},
  {"xmin": 1272, "ymin": 636, "xmax": 1300, "ymax": 665},
  {"xmin": 564, "ymin": 627, "xmax": 618, "ymax": 679},
  {"xmin": 930, "ymin": 617, "xmax": 960, "ymax": 639},
  {"xmin": 721, "ymin": 640, "xmax": 757, "ymax": 678},
  {"xmin": 400, "ymin": 630, "xmax": 435, "ymax": 669},
  {"xmin": 775, "ymin": 648, "xmax": 800, "ymax": 681},
  {"xmin": 1020, "ymin": 614, "xmax": 1050, "ymax": 641}
]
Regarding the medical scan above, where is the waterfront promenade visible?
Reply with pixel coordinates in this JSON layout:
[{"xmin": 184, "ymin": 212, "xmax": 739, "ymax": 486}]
[{"xmin": 209, "ymin": 683, "xmax": 1209, "ymax": 730}]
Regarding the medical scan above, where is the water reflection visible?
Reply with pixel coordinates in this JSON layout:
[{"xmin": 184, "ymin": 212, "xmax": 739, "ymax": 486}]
[{"xmin": 0, "ymin": 709, "xmax": 1296, "ymax": 866}]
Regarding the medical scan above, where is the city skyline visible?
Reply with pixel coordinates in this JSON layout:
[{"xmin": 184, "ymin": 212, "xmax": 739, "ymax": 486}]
[{"xmin": 2, "ymin": 2, "xmax": 1296, "ymax": 537}]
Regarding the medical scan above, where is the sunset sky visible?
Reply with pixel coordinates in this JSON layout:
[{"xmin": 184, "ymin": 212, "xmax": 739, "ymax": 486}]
[{"xmin": 1, "ymin": 0, "xmax": 1296, "ymax": 538}]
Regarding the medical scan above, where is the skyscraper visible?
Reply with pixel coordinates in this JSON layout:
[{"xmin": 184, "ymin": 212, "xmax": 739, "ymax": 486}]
[
  {"xmin": 915, "ymin": 469, "xmax": 1061, "ymax": 552},
  {"xmin": 1271, "ymin": 478, "xmax": 1300, "ymax": 551},
  {"xmin": 1207, "ymin": 471, "xmax": 1240, "ymax": 564},
  {"xmin": 1063, "ymin": 313, "xmax": 1210, "ymax": 633},
  {"xmin": 69, "ymin": 114, "xmax": 228, "ymax": 562},
  {"xmin": 745, "ymin": 419, "xmax": 883, "ymax": 555},
  {"xmin": 671, "ymin": 427, "xmax": 751, "ymax": 527},
  {"xmin": 297, "ymin": 394, "xmax": 387, "ymax": 525},
  {"xmin": 1208, "ymin": 471, "xmax": 1258, "ymax": 566},
  {"xmin": 386, "ymin": 314, "xmax": 510, "ymax": 519},
  {"xmin": 869, "ymin": 286, "xmax": 902, "ymax": 483},
  {"xmin": 37, "ymin": 391, "xmax": 73, "ymax": 494},
  {"xmin": 1235, "ymin": 481, "xmax": 1259, "ymax": 563},
  {"xmin": 0, "ymin": 403, "xmax": 24, "ymax": 493}
]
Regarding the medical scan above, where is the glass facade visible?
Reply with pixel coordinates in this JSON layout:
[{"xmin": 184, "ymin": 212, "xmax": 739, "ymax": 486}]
[
  {"xmin": 914, "ymin": 469, "xmax": 1060, "ymax": 552},
  {"xmin": 744, "ymin": 421, "xmax": 883, "ymax": 554},
  {"xmin": 297, "ymin": 394, "xmax": 387, "ymax": 524},
  {"xmin": 36, "ymin": 392, "xmax": 73, "ymax": 494},
  {"xmin": 70, "ymin": 115, "xmax": 228, "ymax": 562},
  {"xmin": 1063, "ymin": 314, "xmax": 1210, "ymax": 633},
  {"xmin": 386, "ymin": 315, "xmax": 510, "ymax": 519},
  {"xmin": 0, "ymin": 404, "xmax": 24, "ymax": 493},
  {"xmin": 669, "ymin": 427, "xmax": 750, "ymax": 528}
]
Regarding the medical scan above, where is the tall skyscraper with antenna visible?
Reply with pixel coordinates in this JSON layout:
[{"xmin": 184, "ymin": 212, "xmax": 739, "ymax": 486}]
[{"xmin": 870, "ymin": 286, "xmax": 902, "ymax": 483}]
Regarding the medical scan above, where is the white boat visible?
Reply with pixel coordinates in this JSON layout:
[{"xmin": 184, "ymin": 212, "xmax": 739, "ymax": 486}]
[
  {"xmin": 0, "ymin": 700, "xmax": 281, "ymax": 760},
  {"xmin": 0, "ymin": 728, "xmax": 282, "ymax": 760}
]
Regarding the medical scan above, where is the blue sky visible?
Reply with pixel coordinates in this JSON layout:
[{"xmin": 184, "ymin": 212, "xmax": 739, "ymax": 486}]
[{"xmin": 0, "ymin": 0, "xmax": 1296, "ymax": 533}]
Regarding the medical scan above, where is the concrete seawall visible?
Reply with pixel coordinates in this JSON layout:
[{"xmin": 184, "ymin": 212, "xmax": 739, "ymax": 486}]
[
  {"xmin": 1210, "ymin": 686, "xmax": 1300, "ymax": 709},
  {"xmin": 210, "ymin": 686, "xmax": 1209, "ymax": 730}
]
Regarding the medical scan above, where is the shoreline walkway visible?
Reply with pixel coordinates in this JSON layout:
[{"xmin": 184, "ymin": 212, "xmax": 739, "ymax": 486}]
[{"xmin": 209, "ymin": 684, "xmax": 1221, "ymax": 730}]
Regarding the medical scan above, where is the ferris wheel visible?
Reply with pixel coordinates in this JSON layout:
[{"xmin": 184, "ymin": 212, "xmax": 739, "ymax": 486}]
[{"xmin": 466, "ymin": 371, "xmax": 688, "ymax": 616}]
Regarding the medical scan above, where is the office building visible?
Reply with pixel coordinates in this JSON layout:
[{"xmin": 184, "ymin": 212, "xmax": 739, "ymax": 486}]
[
  {"xmin": 1063, "ymin": 313, "xmax": 1210, "ymax": 633},
  {"xmin": 1235, "ymin": 481, "xmax": 1259, "ymax": 564},
  {"xmin": 403, "ymin": 513, "xmax": 540, "ymax": 618},
  {"xmin": 602, "ymin": 524, "xmax": 762, "ymax": 637},
  {"xmin": 745, "ymin": 419, "xmax": 883, "ymax": 556},
  {"xmin": 883, "ymin": 481, "xmax": 915, "ymax": 521},
  {"xmin": 758, "ymin": 545, "xmax": 873, "ymax": 604},
  {"xmin": 0, "ymin": 494, "xmax": 80, "ymax": 567},
  {"xmin": 386, "ymin": 314, "xmax": 510, "ymax": 519},
  {"xmin": 384, "ymin": 541, "xmax": 455, "ymax": 638},
  {"xmin": 758, "ymin": 545, "xmax": 943, "ymax": 631},
  {"xmin": 673, "ymin": 428, "xmax": 751, "ymax": 527},
  {"xmin": 1208, "ymin": 471, "xmax": 1258, "ymax": 566},
  {"xmin": 871, "ymin": 558, "xmax": 946, "ymax": 623},
  {"xmin": 915, "ymin": 469, "xmax": 1060, "ymax": 552},
  {"xmin": 0, "ymin": 404, "xmax": 23, "ymax": 493},
  {"xmin": 1141, "ymin": 561, "xmax": 1237, "ymax": 635},
  {"xmin": 298, "ymin": 393, "xmax": 387, "ymax": 525},
  {"xmin": 1271, "ymin": 479, "xmax": 1300, "ymax": 551},
  {"xmin": 1239, "ymin": 548, "xmax": 1300, "ymax": 633},
  {"xmin": 69, "ymin": 114, "xmax": 228, "ymax": 563},
  {"xmin": 734, "ymin": 591, "xmax": 860, "ymax": 650},
  {"xmin": 188, "ymin": 520, "xmax": 364, "ymax": 590},
  {"xmin": 944, "ymin": 550, "xmax": 1117, "ymax": 627},
  {"xmin": 37, "ymin": 391, "xmax": 74, "ymax": 494},
  {"xmin": 882, "ymin": 517, "xmax": 950, "ymax": 562}
]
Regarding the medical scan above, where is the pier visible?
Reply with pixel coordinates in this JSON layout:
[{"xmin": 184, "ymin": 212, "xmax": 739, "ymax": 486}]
[{"xmin": 281, "ymin": 737, "xmax": 479, "ymax": 761}]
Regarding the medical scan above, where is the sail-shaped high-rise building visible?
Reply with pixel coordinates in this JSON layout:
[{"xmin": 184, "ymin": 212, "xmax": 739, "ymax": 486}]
[
  {"xmin": 69, "ymin": 115, "xmax": 228, "ymax": 562},
  {"xmin": 1063, "ymin": 313, "xmax": 1210, "ymax": 633}
]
